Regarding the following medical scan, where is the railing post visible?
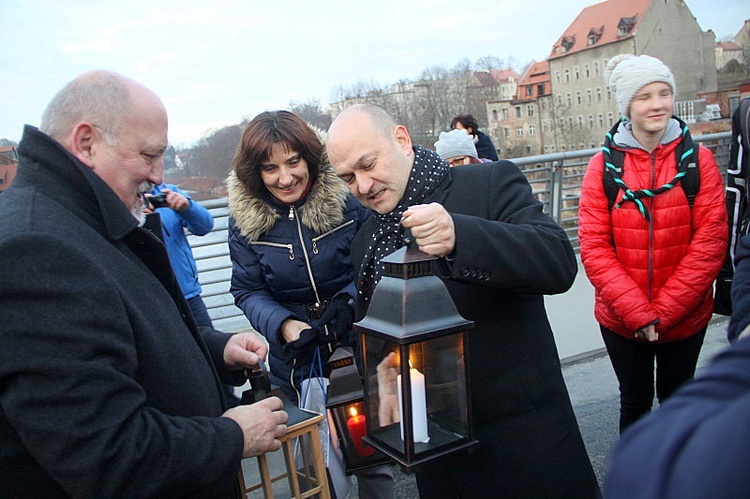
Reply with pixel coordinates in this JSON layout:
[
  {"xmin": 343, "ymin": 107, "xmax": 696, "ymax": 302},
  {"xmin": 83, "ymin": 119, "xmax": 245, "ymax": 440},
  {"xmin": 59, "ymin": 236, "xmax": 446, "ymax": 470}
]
[{"xmin": 550, "ymin": 159, "xmax": 564, "ymax": 225}]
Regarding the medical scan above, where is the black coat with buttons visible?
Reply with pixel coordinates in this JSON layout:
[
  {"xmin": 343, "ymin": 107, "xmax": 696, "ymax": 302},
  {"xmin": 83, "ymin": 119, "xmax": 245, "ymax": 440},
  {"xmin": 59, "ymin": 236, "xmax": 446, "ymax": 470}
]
[{"xmin": 351, "ymin": 160, "xmax": 599, "ymax": 497}]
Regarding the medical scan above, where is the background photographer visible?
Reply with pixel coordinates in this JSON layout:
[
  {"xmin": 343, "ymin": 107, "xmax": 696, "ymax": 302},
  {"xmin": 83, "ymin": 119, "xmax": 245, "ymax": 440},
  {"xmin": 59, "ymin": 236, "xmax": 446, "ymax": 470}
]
[{"xmin": 145, "ymin": 183, "xmax": 241, "ymax": 407}]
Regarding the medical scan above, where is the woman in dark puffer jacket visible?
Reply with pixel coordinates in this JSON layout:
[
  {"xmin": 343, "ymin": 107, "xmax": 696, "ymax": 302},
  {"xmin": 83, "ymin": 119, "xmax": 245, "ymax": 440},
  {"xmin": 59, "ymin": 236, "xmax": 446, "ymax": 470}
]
[{"xmin": 227, "ymin": 111, "xmax": 392, "ymax": 498}]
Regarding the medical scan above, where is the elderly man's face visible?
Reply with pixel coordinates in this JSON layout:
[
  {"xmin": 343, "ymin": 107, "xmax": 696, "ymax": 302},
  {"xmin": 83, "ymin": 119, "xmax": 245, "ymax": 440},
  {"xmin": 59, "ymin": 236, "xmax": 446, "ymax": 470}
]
[
  {"xmin": 327, "ymin": 111, "xmax": 413, "ymax": 214},
  {"xmin": 89, "ymin": 86, "xmax": 167, "ymax": 220}
]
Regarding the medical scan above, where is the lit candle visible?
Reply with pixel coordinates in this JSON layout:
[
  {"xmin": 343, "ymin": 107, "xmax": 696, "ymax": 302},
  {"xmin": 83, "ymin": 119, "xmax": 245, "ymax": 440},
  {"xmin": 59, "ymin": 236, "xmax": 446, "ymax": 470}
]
[
  {"xmin": 397, "ymin": 365, "xmax": 429, "ymax": 443},
  {"xmin": 346, "ymin": 406, "xmax": 375, "ymax": 457}
]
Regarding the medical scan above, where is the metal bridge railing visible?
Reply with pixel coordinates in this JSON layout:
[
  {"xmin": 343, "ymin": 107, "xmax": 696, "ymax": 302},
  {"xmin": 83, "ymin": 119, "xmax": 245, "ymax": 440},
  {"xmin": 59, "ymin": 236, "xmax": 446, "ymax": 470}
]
[{"xmin": 192, "ymin": 131, "xmax": 732, "ymax": 331}]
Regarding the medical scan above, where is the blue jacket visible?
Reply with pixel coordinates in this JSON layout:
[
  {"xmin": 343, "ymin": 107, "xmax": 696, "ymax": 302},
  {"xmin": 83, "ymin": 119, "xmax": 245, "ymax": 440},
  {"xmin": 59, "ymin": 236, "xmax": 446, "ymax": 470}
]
[
  {"xmin": 606, "ymin": 335, "xmax": 750, "ymax": 498},
  {"xmin": 227, "ymin": 165, "xmax": 369, "ymax": 392},
  {"xmin": 150, "ymin": 183, "xmax": 214, "ymax": 300}
]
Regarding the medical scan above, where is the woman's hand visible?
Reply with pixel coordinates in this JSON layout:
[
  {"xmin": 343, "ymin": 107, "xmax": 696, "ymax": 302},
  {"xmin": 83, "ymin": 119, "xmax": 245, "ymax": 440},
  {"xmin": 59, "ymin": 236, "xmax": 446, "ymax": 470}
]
[{"xmin": 280, "ymin": 318, "xmax": 311, "ymax": 343}]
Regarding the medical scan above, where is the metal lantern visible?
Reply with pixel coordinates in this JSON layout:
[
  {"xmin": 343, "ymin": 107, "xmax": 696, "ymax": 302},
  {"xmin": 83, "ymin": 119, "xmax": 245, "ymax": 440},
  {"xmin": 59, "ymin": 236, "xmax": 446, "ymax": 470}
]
[
  {"xmin": 354, "ymin": 245, "xmax": 477, "ymax": 472},
  {"xmin": 326, "ymin": 349, "xmax": 390, "ymax": 474}
]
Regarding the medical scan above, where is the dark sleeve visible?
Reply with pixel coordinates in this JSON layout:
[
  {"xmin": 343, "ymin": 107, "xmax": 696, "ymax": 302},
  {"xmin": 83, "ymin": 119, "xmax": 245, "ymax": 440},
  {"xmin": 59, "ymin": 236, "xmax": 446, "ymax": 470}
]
[
  {"xmin": 446, "ymin": 162, "xmax": 577, "ymax": 295},
  {"xmin": 228, "ymin": 222, "xmax": 294, "ymax": 345},
  {"xmin": 729, "ymin": 233, "xmax": 750, "ymax": 340},
  {"xmin": 475, "ymin": 132, "xmax": 499, "ymax": 161},
  {"xmin": 605, "ymin": 337, "xmax": 750, "ymax": 499}
]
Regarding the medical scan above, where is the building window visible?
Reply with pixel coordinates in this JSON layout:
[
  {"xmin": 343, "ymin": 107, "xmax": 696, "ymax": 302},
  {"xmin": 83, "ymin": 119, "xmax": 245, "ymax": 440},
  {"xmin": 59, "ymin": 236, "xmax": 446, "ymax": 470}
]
[
  {"xmin": 502, "ymin": 108, "xmax": 508, "ymax": 119},
  {"xmin": 529, "ymin": 125, "xmax": 536, "ymax": 135},
  {"xmin": 526, "ymin": 145, "xmax": 532, "ymax": 154},
  {"xmin": 568, "ymin": 117, "xmax": 574, "ymax": 127},
  {"xmin": 527, "ymin": 104, "xmax": 535, "ymax": 117},
  {"xmin": 555, "ymin": 71, "xmax": 561, "ymax": 84},
  {"xmin": 566, "ymin": 93, "xmax": 572, "ymax": 106},
  {"xmin": 537, "ymin": 83, "xmax": 545, "ymax": 95},
  {"xmin": 542, "ymin": 121, "xmax": 547, "ymax": 133},
  {"xmin": 606, "ymin": 88, "xmax": 612, "ymax": 101},
  {"xmin": 577, "ymin": 116, "xmax": 583, "ymax": 128},
  {"xmin": 515, "ymin": 106, "xmax": 522, "ymax": 118},
  {"xmin": 618, "ymin": 16, "xmax": 636, "ymax": 37},
  {"xmin": 516, "ymin": 127, "xmax": 523, "ymax": 136},
  {"xmin": 588, "ymin": 115, "xmax": 594, "ymax": 128},
  {"xmin": 574, "ymin": 66, "xmax": 580, "ymax": 80},
  {"xmin": 596, "ymin": 88, "xmax": 602, "ymax": 102},
  {"xmin": 526, "ymin": 85, "xmax": 533, "ymax": 96},
  {"xmin": 492, "ymin": 109, "xmax": 498, "ymax": 121},
  {"xmin": 544, "ymin": 145, "xmax": 549, "ymax": 153},
  {"xmin": 594, "ymin": 61, "xmax": 600, "ymax": 76},
  {"xmin": 565, "ymin": 69, "xmax": 570, "ymax": 82},
  {"xmin": 503, "ymin": 128, "xmax": 510, "ymax": 137},
  {"xmin": 584, "ymin": 64, "xmax": 591, "ymax": 78},
  {"xmin": 598, "ymin": 113, "xmax": 604, "ymax": 128},
  {"xmin": 550, "ymin": 145, "xmax": 556, "ymax": 152},
  {"xmin": 586, "ymin": 89, "xmax": 592, "ymax": 104},
  {"xmin": 559, "ymin": 118, "xmax": 565, "ymax": 129},
  {"xmin": 561, "ymin": 35, "xmax": 576, "ymax": 52},
  {"xmin": 607, "ymin": 112, "xmax": 614, "ymax": 127},
  {"xmin": 556, "ymin": 93, "xmax": 563, "ymax": 105},
  {"xmin": 576, "ymin": 91, "xmax": 582, "ymax": 105}
]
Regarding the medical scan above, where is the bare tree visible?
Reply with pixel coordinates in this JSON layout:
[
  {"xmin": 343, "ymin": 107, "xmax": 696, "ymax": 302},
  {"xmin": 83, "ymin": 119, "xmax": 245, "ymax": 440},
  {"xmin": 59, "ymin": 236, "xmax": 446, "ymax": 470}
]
[
  {"xmin": 289, "ymin": 98, "xmax": 332, "ymax": 130},
  {"xmin": 475, "ymin": 55, "xmax": 505, "ymax": 72},
  {"xmin": 187, "ymin": 124, "xmax": 243, "ymax": 178}
]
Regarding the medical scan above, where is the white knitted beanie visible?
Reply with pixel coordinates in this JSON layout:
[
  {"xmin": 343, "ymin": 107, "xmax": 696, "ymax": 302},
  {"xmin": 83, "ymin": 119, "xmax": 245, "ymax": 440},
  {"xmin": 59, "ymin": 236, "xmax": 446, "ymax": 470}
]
[
  {"xmin": 606, "ymin": 54, "xmax": 676, "ymax": 118},
  {"xmin": 434, "ymin": 129, "xmax": 478, "ymax": 160}
]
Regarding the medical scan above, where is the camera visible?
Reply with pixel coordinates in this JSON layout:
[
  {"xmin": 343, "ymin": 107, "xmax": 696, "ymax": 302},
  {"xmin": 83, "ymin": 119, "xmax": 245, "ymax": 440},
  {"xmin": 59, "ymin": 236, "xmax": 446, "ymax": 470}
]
[{"xmin": 147, "ymin": 193, "xmax": 169, "ymax": 209}]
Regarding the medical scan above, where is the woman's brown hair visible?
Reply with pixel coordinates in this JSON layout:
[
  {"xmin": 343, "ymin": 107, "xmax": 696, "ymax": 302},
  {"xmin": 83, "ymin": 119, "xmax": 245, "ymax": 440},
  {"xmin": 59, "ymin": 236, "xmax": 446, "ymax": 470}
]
[{"xmin": 231, "ymin": 110, "xmax": 323, "ymax": 197}]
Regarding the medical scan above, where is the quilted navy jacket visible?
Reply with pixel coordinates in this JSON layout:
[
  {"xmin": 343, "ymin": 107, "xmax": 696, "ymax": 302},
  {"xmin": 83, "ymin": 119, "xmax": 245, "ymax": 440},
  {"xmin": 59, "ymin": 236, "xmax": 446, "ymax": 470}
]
[{"xmin": 227, "ymin": 166, "xmax": 369, "ymax": 392}]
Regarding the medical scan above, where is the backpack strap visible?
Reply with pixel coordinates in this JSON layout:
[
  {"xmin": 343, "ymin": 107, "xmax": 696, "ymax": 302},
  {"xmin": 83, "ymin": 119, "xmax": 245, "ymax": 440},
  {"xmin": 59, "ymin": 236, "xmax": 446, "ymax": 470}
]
[
  {"xmin": 679, "ymin": 122, "xmax": 700, "ymax": 207},
  {"xmin": 602, "ymin": 116, "xmax": 698, "ymax": 220}
]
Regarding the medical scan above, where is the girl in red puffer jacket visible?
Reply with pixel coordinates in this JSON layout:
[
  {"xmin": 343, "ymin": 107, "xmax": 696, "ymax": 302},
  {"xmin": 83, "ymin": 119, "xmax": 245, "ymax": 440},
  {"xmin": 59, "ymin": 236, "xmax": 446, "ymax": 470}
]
[{"xmin": 578, "ymin": 54, "xmax": 728, "ymax": 432}]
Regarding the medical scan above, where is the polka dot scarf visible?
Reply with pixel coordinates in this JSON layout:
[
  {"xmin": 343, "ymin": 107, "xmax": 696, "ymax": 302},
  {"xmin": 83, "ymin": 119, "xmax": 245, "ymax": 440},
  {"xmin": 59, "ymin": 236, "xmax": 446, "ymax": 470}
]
[{"xmin": 357, "ymin": 145, "xmax": 449, "ymax": 304}]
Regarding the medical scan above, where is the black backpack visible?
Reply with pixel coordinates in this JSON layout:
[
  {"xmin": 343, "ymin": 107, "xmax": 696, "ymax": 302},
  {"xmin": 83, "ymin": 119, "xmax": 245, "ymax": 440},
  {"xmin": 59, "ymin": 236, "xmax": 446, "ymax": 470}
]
[
  {"xmin": 715, "ymin": 97, "xmax": 750, "ymax": 316},
  {"xmin": 602, "ymin": 116, "xmax": 700, "ymax": 218}
]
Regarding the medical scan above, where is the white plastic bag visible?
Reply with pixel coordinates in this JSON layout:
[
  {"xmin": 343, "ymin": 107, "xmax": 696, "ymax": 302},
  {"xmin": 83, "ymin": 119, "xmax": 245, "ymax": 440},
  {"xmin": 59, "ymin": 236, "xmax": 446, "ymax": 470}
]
[{"xmin": 298, "ymin": 348, "xmax": 351, "ymax": 498}]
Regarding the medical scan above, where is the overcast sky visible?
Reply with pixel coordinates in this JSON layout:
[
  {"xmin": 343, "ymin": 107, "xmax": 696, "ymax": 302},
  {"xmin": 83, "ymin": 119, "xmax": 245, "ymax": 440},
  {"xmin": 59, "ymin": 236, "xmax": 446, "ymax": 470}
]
[{"xmin": 2, "ymin": 0, "xmax": 746, "ymax": 148}]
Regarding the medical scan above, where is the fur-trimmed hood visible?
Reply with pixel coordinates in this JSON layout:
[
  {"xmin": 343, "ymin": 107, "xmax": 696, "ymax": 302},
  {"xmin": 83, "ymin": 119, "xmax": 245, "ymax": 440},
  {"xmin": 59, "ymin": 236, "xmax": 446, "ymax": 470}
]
[{"xmin": 227, "ymin": 163, "xmax": 350, "ymax": 241}]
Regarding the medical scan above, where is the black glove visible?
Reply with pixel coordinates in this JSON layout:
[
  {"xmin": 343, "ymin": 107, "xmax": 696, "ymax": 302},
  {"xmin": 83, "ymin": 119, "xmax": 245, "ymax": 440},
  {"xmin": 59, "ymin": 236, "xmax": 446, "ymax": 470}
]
[
  {"xmin": 282, "ymin": 326, "xmax": 323, "ymax": 366},
  {"xmin": 317, "ymin": 294, "xmax": 355, "ymax": 345}
]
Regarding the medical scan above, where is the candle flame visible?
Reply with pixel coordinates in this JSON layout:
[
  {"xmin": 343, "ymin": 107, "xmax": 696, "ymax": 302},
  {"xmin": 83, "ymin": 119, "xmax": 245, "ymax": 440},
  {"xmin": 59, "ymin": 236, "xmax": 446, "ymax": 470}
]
[{"xmin": 349, "ymin": 406, "xmax": 358, "ymax": 417}]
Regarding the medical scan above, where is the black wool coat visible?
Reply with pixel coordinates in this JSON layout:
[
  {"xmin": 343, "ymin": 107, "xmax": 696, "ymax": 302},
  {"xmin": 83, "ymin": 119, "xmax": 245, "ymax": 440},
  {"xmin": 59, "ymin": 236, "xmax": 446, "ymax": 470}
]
[
  {"xmin": 352, "ymin": 160, "xmax": 599, "ymax": 497},
  {"xmin": 0, "ymin": 126, "xmax": 243, "ymax": 498}
]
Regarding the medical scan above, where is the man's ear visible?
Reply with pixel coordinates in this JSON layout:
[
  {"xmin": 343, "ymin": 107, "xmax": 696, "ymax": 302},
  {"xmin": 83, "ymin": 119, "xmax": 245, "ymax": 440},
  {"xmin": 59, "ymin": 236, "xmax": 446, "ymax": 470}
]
[
  {"xmin": 393, "ymin": 125, "xmax": 413, "ymax": 154},
  {"xmin": 68, "ymin": 123, "xmax": 97, "ymax": 168}
]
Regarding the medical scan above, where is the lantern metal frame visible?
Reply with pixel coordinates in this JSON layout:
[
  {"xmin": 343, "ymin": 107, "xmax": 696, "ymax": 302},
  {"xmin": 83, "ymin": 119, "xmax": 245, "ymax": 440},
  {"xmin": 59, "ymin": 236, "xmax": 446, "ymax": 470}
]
[
  {"xmin": 326, "ymin": 354, "xmax": 391, "ymax": 474},
  {"xmin": 354, "ymin": 245, "xmax": 478, "ymax": 472}
]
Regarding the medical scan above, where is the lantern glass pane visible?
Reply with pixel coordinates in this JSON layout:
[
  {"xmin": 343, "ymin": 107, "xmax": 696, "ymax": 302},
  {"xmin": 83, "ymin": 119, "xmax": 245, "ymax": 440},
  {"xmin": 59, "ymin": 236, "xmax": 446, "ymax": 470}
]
[{"xmin": 362, "ymin": 331, "xmax": 470, "ymax": 462}]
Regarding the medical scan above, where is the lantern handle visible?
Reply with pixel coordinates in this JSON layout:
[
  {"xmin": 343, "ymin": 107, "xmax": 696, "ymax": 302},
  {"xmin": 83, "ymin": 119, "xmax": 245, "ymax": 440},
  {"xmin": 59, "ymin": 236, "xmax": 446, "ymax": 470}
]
[{"xmin": 402, "ymin": 227, "xmax": 416, "ymax": 248}]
